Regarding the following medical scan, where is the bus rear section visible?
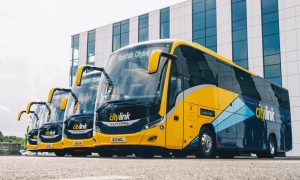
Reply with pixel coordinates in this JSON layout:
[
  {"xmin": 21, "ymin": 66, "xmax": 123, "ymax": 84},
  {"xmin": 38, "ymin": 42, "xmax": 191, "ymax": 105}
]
[{"xmin": 93, "ymin": 40, "xmax": 292, "ymax": 158}]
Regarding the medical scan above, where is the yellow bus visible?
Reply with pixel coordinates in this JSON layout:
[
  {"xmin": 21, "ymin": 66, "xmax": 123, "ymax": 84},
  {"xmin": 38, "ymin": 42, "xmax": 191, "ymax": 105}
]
[
  {"xmin": 18, "ymin": 103, "xmax": 46, "ymax": 152},
  {"xmin": 93, "ymin": 40, "xmax": 292, "ymax": 158},
  {"xmin": 62, "ymin": 66, "xmax": 102, "ymax": 156},
  {"xmin": 27, "ymin": 89, "xmax": 70, "ymax": 156}
]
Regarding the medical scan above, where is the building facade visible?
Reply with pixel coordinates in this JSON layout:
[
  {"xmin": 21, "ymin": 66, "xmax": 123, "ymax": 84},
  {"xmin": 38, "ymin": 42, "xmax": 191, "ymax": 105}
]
[{"xmin": 70, "ymin": 0, "xmax": 300, "ymax": 155}]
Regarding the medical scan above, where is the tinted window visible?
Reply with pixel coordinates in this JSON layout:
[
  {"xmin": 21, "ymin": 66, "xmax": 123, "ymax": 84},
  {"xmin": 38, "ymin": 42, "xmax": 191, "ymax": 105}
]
[
  {"xmin": 231, "ymin": 0, "xmax": 248, "ymax": 69},
  {"xmin": 160, "ymin": 8, "xmax": 170, "ymax": 39},
  {"xmin": 261, "ymin": 0, "xmax": 281, "ymax": 85},
  {"xmin": 192, "ymin": 0, "xmax": 217, "ymax": 52},
  {"xmin": 138, "ymin": 14, "xmax": 149, "ymax": 42},
  {"xmin": 112, "ymin": 20, "xmax": 130, "ymax": 51},
  {"xmin": 173, "ymin": 45, "xmax": 218, "ymax": 88}
]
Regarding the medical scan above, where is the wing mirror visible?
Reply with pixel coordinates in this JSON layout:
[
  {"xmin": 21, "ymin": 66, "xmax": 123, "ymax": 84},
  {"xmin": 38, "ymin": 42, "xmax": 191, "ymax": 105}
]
[
  {"xmin": 75, "ymin": 65, "xmax": 104, "ymax": 86},
  {"xmin": 148, "ymin": 50, "xmax": 177, "ymax": 74},
  {"xmin": 18, "ymin": 111, "xmax": 26, "ymax": 121},
  {"xmin": 60, "ymin": 97, "xmax": 68, "ymax": 111}
]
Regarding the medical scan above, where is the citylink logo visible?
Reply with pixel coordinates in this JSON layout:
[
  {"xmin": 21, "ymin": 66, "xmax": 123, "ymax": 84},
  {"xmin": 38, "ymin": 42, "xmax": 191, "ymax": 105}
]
[
  {"xmin": 45, "ymin": 130, "xmax": 56, "ymax": 136},
  {"xmin": 256, "ymin": 104, "xmax": 275, "ymax": 122},
  {"xmin": 72, "ymin": 123, "xmax": 87, "ymax": 130},
  {"xmin": 109, "ymin": 112, "xmax": 131, "ymax": 121},
  {"xmin": 33, "ymin": 135, "xmax": 38, "ymax": 139}
]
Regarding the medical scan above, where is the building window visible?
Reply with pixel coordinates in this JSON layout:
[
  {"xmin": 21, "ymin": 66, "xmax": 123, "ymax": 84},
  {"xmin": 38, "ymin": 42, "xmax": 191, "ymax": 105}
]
[
  {"xmin": 192, "ymin": 0, "xmax": 217, "ymax": 52},
  {"xmin": 261, "ymin": 0, "xmax": 281, "ymax": 85},
  {"xmin": 231, "ymin": 0, "xmax": 248, "ymax": 69},
  {"xmin": 112, "ymin": 20, "xmax": 129, "ymax": 51},
  {"xmin": 160, "ymin": 7, "xmax": 170, "ymax": 39},
  {"xmin": 70, "ymin": 34, "xmax": 79, "ymax": 86},
  {"xmin": 138, "ymin": 14, "xmax": 149, "ymax": 42},
  {"xmin": 87, "ymin": 29, "xmax": 96, "ymax": 65}
]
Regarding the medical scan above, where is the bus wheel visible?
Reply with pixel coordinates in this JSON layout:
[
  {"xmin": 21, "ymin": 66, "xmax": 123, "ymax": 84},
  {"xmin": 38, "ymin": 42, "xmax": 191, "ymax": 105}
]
[
  {"xmin": 54, "ymin": 151, "xmax": 66, "ymax": 157},
  {"xmin": 195, "ymin": 126, "xmax": 216, "ymax": 158},
  {"xmin": 256, "ymin": 135, "xmax": 277, "ymax": 158}
]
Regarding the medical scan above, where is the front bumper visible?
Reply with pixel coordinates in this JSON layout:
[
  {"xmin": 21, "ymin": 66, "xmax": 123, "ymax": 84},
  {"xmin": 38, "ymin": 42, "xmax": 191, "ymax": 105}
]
[
  {"xmin": 62, "ymin": 137, "xmax": 94, "ymax": 149},
  {"xmin": 93, "ymin": 121, "xmax": 166, "ymax": 148},
  {"xmin": 38, "ymin": 141, "xmax": 63, "ymax": 151},
  {"xmin": 27, "ymin": 144, "xmax": 38, "ymax": 151}
]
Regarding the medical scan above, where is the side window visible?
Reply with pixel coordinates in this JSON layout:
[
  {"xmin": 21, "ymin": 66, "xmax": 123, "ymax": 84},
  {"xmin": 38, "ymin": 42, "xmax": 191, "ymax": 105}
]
[
  {"xmin": 233, "ymin": 68, "xmax": 261, "ymax": 100},
  {"xmin": 217, "ymin": 62, "xmax": 234, "ymax": 92},
  {"xmin": 173, "ymin": 45, "xmax": 218, "ymax": 89},
  {"xmin": 167, "ymin": 61, "xmax": 183, "ymax": 111}
]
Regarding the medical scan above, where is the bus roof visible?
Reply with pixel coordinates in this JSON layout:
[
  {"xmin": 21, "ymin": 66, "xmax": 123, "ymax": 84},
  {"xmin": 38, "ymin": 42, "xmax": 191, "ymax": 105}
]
[{"xmin": 110, "ymin": 39, "xmax": 287, "ymax": 90}]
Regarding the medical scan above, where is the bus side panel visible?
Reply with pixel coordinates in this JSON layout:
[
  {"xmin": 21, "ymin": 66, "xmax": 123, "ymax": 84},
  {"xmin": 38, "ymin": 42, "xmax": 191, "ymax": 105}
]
[{"xmin": 182, "ymin": 86, "xmax": 239, "ymax": 149}]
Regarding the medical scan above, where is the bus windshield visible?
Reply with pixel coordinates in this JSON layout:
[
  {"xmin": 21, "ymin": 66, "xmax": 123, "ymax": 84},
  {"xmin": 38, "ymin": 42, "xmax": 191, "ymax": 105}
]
[
  {"xmin": 95, "ymin": 43, "xmax": 171, "ymax": 111},
  {"xmin": 28, "ymin": 105, "xmax": 43, "ymax": 131},
  {"xmin": 43, "ymin": 92, "xmax": 69, "ymax": 125},
  {"xmin": 65, "ymin": 72, "xmax": 101, "ymax": 119}
]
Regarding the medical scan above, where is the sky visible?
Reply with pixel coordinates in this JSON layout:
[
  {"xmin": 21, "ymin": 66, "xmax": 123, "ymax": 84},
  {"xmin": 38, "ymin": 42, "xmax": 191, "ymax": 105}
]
[{"xmin": 0, "ymin": 0, "xmax": 186, "ymax": 137}]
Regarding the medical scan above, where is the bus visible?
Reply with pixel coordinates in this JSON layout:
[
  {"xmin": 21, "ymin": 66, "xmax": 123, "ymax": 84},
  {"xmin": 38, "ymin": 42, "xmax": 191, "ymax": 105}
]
[
  {"xmin": 27, "ymin": 89, "xmax": 71, "ymax": 156},
  {"xmin": 62, "ymin": 66, "xmax": 101, "ymax": 156},
  {"xmin": 93, "ymin": 39, "xmax": 292, "ymax": 158},
  {"xmin": 18, "ymin": 104, "xmax": 44, "ymax": 152}
]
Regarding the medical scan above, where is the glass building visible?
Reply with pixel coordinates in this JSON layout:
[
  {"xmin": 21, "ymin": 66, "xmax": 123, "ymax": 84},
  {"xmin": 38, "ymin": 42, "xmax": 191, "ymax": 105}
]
[{"xmin": 70, "ymin": 0, "xmax": 300, "ymax": 156}]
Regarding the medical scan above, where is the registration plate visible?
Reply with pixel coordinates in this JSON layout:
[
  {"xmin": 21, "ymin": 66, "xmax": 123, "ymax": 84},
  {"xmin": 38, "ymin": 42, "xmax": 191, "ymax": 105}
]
[
  {"xmin": 73, "ymin": 141, "xmax": 83, "ymax": 146},
  {"xmin": 111, "ymin": 137, "xmax": 126, "ymax": 143},
  {"xmin": 45, "ymin": 144, "xmax": 53, "ymax": 149}
]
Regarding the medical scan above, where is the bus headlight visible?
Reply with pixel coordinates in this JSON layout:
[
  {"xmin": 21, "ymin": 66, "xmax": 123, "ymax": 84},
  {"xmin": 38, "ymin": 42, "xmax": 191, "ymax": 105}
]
[{"xmin": 143, "ymin": 117, "xmax": 165, "ymax": 130}]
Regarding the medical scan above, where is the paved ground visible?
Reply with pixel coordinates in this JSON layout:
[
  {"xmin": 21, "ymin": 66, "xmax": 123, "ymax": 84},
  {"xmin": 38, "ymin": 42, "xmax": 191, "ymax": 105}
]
[{"xmin": 1, "ymin": 156, "xmax": 300, "ymax": 180}]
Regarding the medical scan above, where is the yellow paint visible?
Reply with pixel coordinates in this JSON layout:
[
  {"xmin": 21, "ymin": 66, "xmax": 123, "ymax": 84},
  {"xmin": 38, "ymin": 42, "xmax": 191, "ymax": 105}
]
[
  {"xmin": 27, "ymin": 144, "xmax": 38, "ymax": 151},
  {"xmin": 26, "ymin": 102, "xmax": 33, "ymax": 114},
  {"xmin": 94, "ymin": 124, "xmax": 165, "ymax": 147},
  {"xmin": 48, "ymin": 88, "xmax": 56, "ymax": 103},
  {"xmin": 60, "ymin": 97, "xmax": 68, "ymax": 111},
  {"xmin": 75, "ymin": 65, "xmax": 88, "ymax": 86},
  {"xmin": 148, "ymin": 50, "xmax": 162, "ymax": 74},
  {"xmin": 18, "ymin": 111, "xmax": 25, "ymax": 121}
]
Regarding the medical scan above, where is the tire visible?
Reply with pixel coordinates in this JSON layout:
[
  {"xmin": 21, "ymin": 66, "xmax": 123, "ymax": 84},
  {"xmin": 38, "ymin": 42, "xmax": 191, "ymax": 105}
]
[
  {"xmin": 256, "ymin": 135, "xmax": 277, "ymax": 158},
  {"xmin": 266, "ymin": 135, "xmax": 276, "ymax": 158},
  {"xmin": 195, "ymin": 126, "xmax": 216, "ymax": 158},
  {"xmin": 54, "ymin": 151, "xmax": 66, "ymax": 157}
]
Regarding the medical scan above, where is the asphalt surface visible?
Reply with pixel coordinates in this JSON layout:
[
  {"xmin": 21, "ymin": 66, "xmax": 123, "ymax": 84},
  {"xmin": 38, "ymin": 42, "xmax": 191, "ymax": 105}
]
[{"xmin": 1, "ymin": 155, "xmax": 300, "ymax": 180}]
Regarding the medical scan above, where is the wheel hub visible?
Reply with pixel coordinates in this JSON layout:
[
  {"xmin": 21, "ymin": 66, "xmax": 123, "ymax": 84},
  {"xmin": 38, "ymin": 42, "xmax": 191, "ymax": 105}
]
[{"xmin": 201, "ymin": 133, "xmax": 212, "ymax": 153}]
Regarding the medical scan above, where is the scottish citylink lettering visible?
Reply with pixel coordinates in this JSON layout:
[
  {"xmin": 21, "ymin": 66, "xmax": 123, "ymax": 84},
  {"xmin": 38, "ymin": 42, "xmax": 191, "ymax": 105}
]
[
  {"xmin": 256, "ymin": 104, "xmax": 275, "ymax": 122},
  {"xmin": 109, "ymin": 112, "xmax": 131, "ymax": 121}
]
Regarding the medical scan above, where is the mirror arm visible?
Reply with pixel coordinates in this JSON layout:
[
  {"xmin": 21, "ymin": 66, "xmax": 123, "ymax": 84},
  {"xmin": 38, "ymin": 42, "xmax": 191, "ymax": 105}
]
[
  {"xmin": 30, "ymin": 102, "xmax": 51, "ymax": 116},
  {"xmin": 28, "ymin": 111, "xmax": 39, "ymax": 121},
  {"xmin": 85, "ymin": 66, "xmax": 113, "ymax": 85},
  {"xmin": 52, "ymin": 88, "xmax": 78, "ymax": 102},
  {"xmin": 161, "ymin": 52, "xmax": 177, "ymax": 60}
]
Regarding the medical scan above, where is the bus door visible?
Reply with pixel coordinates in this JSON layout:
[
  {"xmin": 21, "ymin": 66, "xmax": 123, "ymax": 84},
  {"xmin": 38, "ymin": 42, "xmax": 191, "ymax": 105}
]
[{"xmin": 165, "ymin": 60, "xmax": 184, "ymax": 149}]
